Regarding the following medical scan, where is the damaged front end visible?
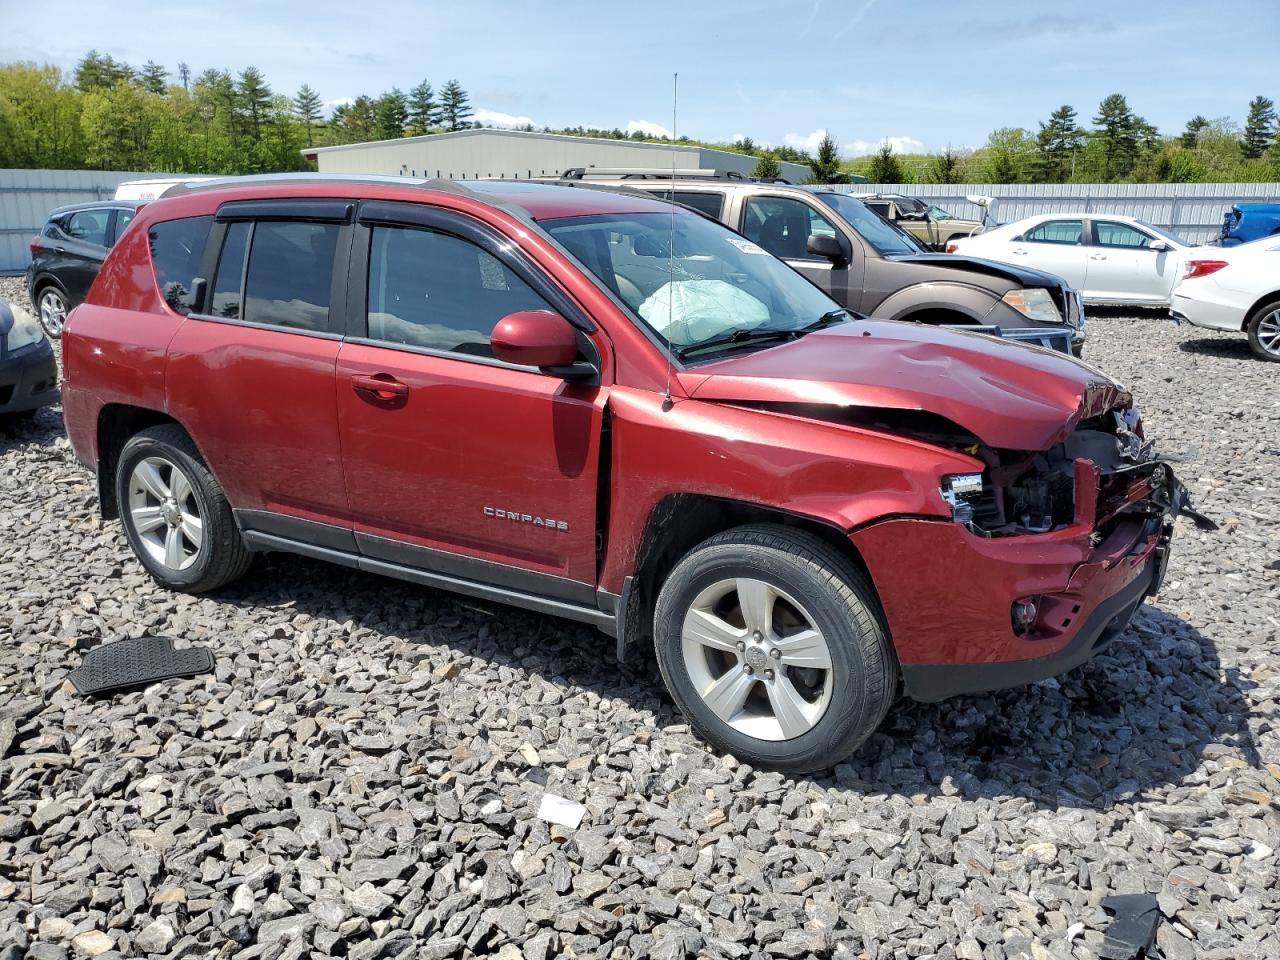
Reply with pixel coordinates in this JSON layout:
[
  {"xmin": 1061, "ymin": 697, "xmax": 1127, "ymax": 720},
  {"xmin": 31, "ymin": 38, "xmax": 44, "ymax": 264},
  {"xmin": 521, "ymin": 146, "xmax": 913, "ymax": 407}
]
[{"xmin": 940, "ymin": 406, "xmax": 1215, "ymax": 544}]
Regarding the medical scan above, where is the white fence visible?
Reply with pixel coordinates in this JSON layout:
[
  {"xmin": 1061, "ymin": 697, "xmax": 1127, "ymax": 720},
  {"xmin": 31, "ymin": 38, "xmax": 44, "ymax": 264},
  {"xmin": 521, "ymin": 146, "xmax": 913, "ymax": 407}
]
[
  {"xmin": 0, "ymin": 169, "xmax": 157, "ymax": 275},
  {"xmin": 825, "ymin": 182, "xmax": 1280, "ymax": 245}
]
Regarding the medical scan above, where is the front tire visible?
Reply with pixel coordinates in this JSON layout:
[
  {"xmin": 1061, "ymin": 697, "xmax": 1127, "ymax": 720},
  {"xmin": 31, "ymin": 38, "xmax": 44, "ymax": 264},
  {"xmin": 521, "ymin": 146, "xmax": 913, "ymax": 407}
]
[
  {"xmin": 36, "ymin": 286, "xmax": 69, "ymax": 339},
  {"xmin": 1246, "ymin": 300, "xmax": 1280, "ymax": 362},
  {"xmin": 653, "ymin": 524, "xmax": 896, "ymax": 774},
  {"xmin": 115, "ymin": 425, "xmax": 251, "ymax": 593}
]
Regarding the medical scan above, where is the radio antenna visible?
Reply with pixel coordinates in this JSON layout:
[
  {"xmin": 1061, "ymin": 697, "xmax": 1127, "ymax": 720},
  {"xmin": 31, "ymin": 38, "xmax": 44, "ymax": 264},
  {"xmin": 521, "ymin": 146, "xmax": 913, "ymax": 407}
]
[{"xmin": 663, "ymin": 72, "xmax": 677, "ymax": 411}]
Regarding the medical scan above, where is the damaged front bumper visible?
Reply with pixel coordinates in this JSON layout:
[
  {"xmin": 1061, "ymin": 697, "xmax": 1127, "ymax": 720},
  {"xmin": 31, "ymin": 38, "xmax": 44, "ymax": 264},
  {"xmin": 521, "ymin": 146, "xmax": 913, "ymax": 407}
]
[{"xmin": 851, "ymin": 457, "xmax": 1211, "ymax": 703}]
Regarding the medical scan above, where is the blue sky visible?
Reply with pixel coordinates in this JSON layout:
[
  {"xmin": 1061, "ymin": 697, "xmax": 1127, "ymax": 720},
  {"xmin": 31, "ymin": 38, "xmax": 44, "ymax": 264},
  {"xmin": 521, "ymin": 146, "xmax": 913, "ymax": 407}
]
[{"xmin": 2, "ymin": 0, "xmax": 1276, "ymax": 154}]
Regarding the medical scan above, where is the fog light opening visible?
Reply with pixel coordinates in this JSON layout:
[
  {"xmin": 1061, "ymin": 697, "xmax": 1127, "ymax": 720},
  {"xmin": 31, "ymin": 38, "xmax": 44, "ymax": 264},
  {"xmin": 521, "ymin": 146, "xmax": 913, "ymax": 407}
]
[{"xmin": 1011, "ymin": 598, "xmax": 1039, "ymax": 637}]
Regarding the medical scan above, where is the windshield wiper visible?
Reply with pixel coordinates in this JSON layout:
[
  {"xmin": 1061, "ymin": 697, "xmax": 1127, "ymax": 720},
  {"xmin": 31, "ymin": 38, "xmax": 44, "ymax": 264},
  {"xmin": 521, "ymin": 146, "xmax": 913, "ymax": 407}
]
[
  {"xmin": 674, "ymin": 327, "xmax": 797, "ymax": 360},
  {"xmin": 797, "ymin": 309, "xmax": 851, "ymax": 333}
]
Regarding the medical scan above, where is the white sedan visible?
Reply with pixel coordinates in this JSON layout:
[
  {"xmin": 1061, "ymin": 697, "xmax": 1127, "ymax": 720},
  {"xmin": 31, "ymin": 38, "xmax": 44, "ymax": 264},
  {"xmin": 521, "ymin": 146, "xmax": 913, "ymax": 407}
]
[
  {"xmin": 948, "ymin": 213, "xmax": 1192, "ymax": 307},
  {"xmin": 1171, "ymin": 237, "xmax": 1280, "ymax": 361}
]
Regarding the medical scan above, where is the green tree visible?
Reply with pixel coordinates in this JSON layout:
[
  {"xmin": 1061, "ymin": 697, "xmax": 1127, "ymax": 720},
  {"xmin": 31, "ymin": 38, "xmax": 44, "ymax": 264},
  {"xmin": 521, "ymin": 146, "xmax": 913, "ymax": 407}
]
[
  {"xmin": 407, "ymin": 80, "xmax": 437, "ymax": 134},
  {"xmin": 1241, "ymin": 95, "xmax": 1277, "ymax": 159},
  {"xmin": 1091, "ymin": 93, "xmax": 1142, "ymax": 180},
  {"xmin": 980, "ymin": 127, "xmax": 1037, "ymax": 183},
  {"xmin": 332, "ymin": 95, "xmax": 376, "ymax": 143},
  {"xmin": 139, "ymin": 60, "xmax": 167, "ymax": 94},
  {"xmin": 1036, "ymin": 105, "xmax": 1085, "ymax": 181},
  {"xmin": 751, "ymin": 154, "xmax": 782, "ymax": 179},
  {"xmin": 80, "ymin": 81, "xmax": 154, "ymax": 169},
  {"xmin": 236, "ymin": 66, "xmax": 271, "ymax": 141},
  {"xmin": 177, "ymin": 62, "xmax": 190, "ymax": 91},
  {"xmin": 1180, "ymin": 114, "xmax": 1209, "ymax": 148},
  {"xmin": 292, "ymin": 84, "xmax": 322, "ymax": 146},
  {"xmin": 927, "ymin": 144, "xmax": 962, "ymax": 184},
  {"xmin": 438, "ymin": 79, "xmax": 471, "ymax": 131},
  {"xmin": 867, "ymin": 141, "xmax": 904, "ymax": 183},
  {"xmin": 809, "ymin": 133, "xmax": 845, "ymax": 183},
  {"xmin": 374, "ymin": 88, "xmax": 408, "ymax": 140},
  {"xmin": 732, "ymin": 135, "xmax": 757, "ymax": 155},
  {"xmin": 0, "ymin": 63, "xmax": 85, "ymax": 168},
  {"xmin": 73, "ymin": 50, "xmax": 133, "ymax": 90}
]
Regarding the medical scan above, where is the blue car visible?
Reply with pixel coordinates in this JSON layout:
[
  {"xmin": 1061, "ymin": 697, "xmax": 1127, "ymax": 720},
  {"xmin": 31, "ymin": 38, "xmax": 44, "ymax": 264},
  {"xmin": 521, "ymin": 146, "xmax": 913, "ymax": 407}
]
[{"xmin": 1220, "ymin": 203, "xmax": 1280, "ymax": 246}]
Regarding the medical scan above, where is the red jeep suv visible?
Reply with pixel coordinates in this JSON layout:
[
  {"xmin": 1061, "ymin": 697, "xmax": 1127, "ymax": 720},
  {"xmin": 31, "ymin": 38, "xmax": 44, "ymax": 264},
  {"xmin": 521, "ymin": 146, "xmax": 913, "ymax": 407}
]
[{"xmin": 60, "ymin": 175, "xmax": 1202, "ymax": 772}]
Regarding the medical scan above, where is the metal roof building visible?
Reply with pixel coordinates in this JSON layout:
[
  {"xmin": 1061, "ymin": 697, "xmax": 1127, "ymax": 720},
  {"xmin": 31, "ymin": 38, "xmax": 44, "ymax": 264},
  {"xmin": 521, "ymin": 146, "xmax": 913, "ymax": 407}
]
[{"xmin": 301, "ymin": 128, "xmax": 812, "ymax": 183}]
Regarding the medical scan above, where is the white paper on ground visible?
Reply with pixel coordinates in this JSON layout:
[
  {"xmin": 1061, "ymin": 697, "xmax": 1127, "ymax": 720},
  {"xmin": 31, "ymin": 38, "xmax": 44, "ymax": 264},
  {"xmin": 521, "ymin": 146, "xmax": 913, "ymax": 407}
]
[{"xmin": 537, "ymin": 793, "xmax": 586, "ymax": 829}]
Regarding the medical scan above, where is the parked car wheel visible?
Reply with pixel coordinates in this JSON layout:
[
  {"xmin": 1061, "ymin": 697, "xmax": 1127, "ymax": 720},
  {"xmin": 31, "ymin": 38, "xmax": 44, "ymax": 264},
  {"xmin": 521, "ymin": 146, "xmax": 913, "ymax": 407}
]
[
  {"xmin": 115, "ymin": 425, "xmax": 252, "ymax": 592},
  {"xmin": 653, "ymin": 524, "xmax": 896, "ymax": 773},
  {"xmin": 36, "ymin": 286, "xmax": 69, "ymax": 339},
  {"xmin": 1246, "ymin": 300, "xmax": 1280, "ymax": 362}
]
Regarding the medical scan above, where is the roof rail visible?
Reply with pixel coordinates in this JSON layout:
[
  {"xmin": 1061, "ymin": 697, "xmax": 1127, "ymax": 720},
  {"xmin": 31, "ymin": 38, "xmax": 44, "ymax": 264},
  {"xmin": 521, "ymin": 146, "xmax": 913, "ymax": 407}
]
[
  {"xmin": 160, "ymin": 172, "xmax": 483, "ymax": 199},
  {"xmin": 558, "ymin": 167, "xmax": 778, "ymax": 182}
]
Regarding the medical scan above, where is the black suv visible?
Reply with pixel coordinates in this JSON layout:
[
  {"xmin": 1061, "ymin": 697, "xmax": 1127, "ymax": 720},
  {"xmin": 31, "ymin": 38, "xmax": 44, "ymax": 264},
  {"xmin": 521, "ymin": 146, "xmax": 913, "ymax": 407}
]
[{"xmin": 26, "ymin": 200, "xmax": 139, "ymax": 338}]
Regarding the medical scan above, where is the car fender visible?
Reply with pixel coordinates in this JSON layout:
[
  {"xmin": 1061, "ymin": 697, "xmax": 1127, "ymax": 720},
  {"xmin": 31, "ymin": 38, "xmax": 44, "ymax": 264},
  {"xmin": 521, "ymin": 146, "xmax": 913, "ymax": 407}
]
[{"xmin": 875, "ymin": 282, "xmax": 1000, "ymax": 323}]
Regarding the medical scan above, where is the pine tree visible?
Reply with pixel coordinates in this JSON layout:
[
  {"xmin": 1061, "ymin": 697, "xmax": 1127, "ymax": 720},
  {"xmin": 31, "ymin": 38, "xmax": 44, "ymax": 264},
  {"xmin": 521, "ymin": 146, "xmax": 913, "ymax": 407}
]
[
  {"xmin": 1180, "ymin": 115, "xmax": 1209, "ymax": 149},
  {"xmin": 1241, "ymin": 95, "xmax": 1277, "ymax": 159},
  {"xmin": 375, "ymin": 89, "xmax": 409, "ymax": 140},
  {"xmin": 74, "ymin": 50, "xmax": 133, "ymax": 90},
  {"xmin": 292, "ymin": 84, "xmax": 322, "ymax": 146},
  {"xmin": 408, "ymin": 81, "xmax": 437, "ymax": 134},
  {"xmin": 1092, "ymin": 93, "xmax": 1141, "ymax": 180},
  {"xmin": 733, "ymin": 136, "xmax": 757, "ymax": 155},
  {"xmin": 236, "ymin": 67, "xmax": 271, "ymax": 141},
  {"xmin": 751, "ymin": 154, "xmax": 782, "ymax": 179},
  {"xmin": 177, "ymin": 62, "xmax": 190, "ymax": 91},
  {"xmin": 439, "ymin": 80, "xmax": 471, "ymax": 131},
  {"xmin": 927, "ymin": 145, "xmax": 961, "ymax": 184},
  {"xmin": 809, "ymin": 133, "xmax": 845, "ymax": 184},
  {"xmin": 1036, "ymin": 105, "xmax": 1085, "ymax": 181},
  {"xmin": 139, "ymin": 61, "xmax": 167, "ymax": 94},
  {"xmin": 867, "ymin": 141, "xmax": 905, "ymax": 183}
]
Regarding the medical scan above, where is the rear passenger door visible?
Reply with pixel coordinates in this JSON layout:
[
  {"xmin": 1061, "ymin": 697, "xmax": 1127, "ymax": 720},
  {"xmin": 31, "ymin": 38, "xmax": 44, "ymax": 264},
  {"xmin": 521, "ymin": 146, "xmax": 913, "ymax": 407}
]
[
  {"xmin": 61, "ymin": 207, "xmax": 114, "ymax": 302},
  {"xmin": 335, "ymin": 201, "xmax": 606, "ymax": 598},
  {"xmin": 164, "ymin": 200, "xmax": 357, "ymax": 544}
]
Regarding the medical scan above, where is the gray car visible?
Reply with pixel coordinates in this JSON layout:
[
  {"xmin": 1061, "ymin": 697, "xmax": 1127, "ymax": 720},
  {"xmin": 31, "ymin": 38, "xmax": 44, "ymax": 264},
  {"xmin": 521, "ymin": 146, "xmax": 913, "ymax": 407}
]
[{"xmin": 557, "ymin": 173, "xmax": 1084, "ymax": 354}]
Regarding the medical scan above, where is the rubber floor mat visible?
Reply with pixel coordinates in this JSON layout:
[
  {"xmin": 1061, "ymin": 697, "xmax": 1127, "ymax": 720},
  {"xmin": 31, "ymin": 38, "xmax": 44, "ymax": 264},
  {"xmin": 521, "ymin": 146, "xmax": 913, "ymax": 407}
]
[{"xmin": 69, "ymin": 636, "xmax": 214, "ymax": 695}]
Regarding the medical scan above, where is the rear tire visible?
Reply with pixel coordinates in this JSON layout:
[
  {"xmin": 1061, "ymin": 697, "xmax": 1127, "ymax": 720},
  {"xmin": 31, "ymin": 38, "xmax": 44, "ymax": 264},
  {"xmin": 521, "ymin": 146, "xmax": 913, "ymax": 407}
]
[
  {"xmin": 653, "ymin": 524, "xmax": 896, "ymax": 774},
  {"xmin": 1246, "ymin": 300, "xmax": 1280, "ymax": 362},
  {"xmin": 36, "ymin": 285, "xmax": 69, "ymax": 339},
  {"xmin": 115, "ymin": 425, "xmax": 251, "ymax": 593}
]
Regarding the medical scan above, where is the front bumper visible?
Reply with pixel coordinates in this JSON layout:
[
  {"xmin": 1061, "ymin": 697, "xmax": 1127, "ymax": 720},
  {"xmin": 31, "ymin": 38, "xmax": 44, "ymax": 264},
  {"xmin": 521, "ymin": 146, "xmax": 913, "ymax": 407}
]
[
  {"xmin": 0, "ymin": 339, "xmax": 59, "ymax": 413},
  {"xmin": 851, "ymin": 462, "xmax": 1198, "ymax": 702}
]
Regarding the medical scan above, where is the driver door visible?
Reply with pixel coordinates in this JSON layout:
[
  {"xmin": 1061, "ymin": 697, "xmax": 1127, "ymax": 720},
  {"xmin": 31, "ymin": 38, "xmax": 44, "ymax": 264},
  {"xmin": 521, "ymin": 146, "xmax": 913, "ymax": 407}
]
[
  {"xmin": 1086, "ymin": 219, "xmax": 1176, "ymax": 303},
  {"xmin": 741, "ymin": 194, "xmax": 862, "ymax": 310}
]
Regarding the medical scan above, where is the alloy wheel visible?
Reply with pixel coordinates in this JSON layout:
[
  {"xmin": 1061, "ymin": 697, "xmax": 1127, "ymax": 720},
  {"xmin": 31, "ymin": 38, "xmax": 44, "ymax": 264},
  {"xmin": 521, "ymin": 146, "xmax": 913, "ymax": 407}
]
[
  {"xmin": 126, "ymin": 456, "xmax": 203, "ymax": 571},
  {"xmin": 1256, "ymin": 308, "xmax": 1280, "ymax": 358},
  {"xmin": 38, "ymin": 289, "xmax": 67, "ymax": 337},
  {"xmin": 681, "ymin": 577, "xmax": 834, "ymax": 741}
]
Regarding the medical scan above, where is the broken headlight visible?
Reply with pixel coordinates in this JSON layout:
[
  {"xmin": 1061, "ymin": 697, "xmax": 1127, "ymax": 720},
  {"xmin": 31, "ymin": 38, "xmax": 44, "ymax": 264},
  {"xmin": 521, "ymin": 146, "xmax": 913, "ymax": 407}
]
[
  {"xmin": 941, "ymin": 472, "xmax": 985, "ymax": 524},
  {"xmin": 1001, "ymin": 288, "xmax": 1062, "ymax": 324}
]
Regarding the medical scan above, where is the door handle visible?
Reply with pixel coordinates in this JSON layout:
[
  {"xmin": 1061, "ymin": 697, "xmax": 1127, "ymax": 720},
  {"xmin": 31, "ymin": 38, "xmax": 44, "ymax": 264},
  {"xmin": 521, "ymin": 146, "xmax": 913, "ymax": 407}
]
[
  {"xmin": 53, "ymin": 245, "xmax": 65, "ymax": 253},
  {"xmin": 1011, "ymin": 248, "xmax": 1028, "ymax": 255},
  {"xmin": 351, "ymin": 373, "xmax": 409, "ymax": 403},
  {"xmin": 1089, "ymin": 254, "xmax": 1107, "ymax": 260}
]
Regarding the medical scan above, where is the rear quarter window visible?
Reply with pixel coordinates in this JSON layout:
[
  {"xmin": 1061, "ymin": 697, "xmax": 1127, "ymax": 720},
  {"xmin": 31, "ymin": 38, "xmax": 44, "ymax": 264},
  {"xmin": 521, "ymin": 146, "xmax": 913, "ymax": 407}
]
[{"xmin": 147, "ymin": 216, "xmax": 213, "ymax": 316}]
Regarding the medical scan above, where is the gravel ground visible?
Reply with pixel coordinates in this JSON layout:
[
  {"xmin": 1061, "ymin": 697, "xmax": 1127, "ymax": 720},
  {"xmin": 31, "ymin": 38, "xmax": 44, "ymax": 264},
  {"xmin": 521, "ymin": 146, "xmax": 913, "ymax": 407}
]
[{"xmin": 1, "ymin": 273, "xmax": 1278, "ymax": 960}]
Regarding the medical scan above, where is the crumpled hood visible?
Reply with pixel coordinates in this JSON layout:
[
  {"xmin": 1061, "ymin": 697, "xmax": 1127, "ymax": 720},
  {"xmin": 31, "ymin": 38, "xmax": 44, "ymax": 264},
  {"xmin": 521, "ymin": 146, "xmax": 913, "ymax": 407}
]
[
  {"xmin": 886, "ymin": 252, "xmax": 1070, "ymax": 291},
  {"xmin": 680, "ymin": 319, "xmax": 1130, "ymax": 451}
]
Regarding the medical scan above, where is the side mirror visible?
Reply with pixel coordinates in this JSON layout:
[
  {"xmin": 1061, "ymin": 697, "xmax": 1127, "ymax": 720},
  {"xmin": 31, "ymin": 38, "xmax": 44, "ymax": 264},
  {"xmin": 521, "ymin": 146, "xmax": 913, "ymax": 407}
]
[
  {"xmin": 491, "ymin": 309, "xmax": 586, "ymax": 374},
  {"xmin": 1148, "ymin": 239, "xmax": 1170, "ymax": 252},
  {"xmin": 807, "ymin": 234, "xmax": 848, "ymax": 264}
]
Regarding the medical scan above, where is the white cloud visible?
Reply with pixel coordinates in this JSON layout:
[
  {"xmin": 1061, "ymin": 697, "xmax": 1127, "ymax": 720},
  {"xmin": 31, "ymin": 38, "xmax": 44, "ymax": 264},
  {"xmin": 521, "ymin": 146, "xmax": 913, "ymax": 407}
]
[
  {"xmin": 324, "ymin": 97, "xmax": 354, "ymax": 110},
  {"xmin": 783, "ymin": 128, "xmax": 830, "ymax": 153},
  {"xmin": 780, "ymin": 130, "xmax": 926, "ymax": 157},
  {"xmin": 625, "ymin": 119, "xmax": 675, "ymax": 139},
  {"xmin": 474, "ymin": 108, "xmax": 536, "ymax": 129}
]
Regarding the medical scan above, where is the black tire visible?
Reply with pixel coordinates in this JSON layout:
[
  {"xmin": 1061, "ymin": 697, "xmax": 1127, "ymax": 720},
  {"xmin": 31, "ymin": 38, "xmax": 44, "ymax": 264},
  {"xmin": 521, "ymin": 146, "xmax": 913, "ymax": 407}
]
[
  {"xmin": 653, "ymin": 524, "xmax": 897, "ymax": 774},
  {"xmin": 34, "ymin": 284, "xmax": 69, "ymax": 339},
  {"xmin": 115, "ymin": 424, "xmax": 251, "ymax": 593},
  {"xmin": 1245, "ymin": 299, "xmax": 1280, "ymax": 362}
]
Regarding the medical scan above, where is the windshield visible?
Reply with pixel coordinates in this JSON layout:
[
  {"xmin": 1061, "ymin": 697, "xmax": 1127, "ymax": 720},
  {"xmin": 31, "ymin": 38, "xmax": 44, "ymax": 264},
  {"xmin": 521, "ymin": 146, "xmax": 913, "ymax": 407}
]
[
  {"xmin": 541, "ymin": 211, "xmax": 841, "ymax": 352},
  {"xmin": 1135, "ymin": 219, "xmax": 1189, "ymax": 247},
  {"xmin": 816, "ymin": 193, "xmax": 926, "ymax": 255},
  {"xmin": 927, "ymin": 205, "xmax": 957, "ymax": 220}
]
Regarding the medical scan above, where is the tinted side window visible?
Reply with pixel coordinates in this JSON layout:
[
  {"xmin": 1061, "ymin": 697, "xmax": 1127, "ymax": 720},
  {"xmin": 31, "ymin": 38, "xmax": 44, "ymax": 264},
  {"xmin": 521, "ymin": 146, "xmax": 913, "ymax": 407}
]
[
  {"xmin": 742, "ymin": 196, "xmax": 839, "ymax": 260},
  {"xmin": 148, "ymin": 216, "xmax": 214, "ymax": 316},
  {"xmin": 113, "ymin": 209, "xmax": 135, "ymax": 245},
  {"xmin": 210, "ymin": 221, "xmax": 250, "ymax": 319},
  {"xmin": 1022, "ymin": 220, "xmax": 1083, "ymax": 245},
  {"xmin": 67, "ymin": 209, "xmax": 112, "ymax": 246},
  {"xmin": 243, "ymin": 221, "xmax": 340, "ymax": 331},
  {"xmin": 1093, "ymin": 221, "xmax": 1152, "ymax": 248},
  {"xmin": 366, "ymin": 224, "xmax": 549, "ymax": 357},
  {"xmin": 651, "ymin": 191, "xmax": 725, "ymax": 219}
]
